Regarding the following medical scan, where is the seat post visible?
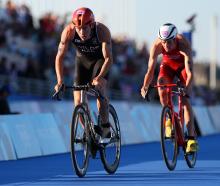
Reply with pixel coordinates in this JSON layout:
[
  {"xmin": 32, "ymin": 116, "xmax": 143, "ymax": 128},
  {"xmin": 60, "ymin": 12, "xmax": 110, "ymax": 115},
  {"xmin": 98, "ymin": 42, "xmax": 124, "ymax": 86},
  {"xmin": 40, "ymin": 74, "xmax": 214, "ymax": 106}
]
[{"xmin": 80, "ymin": 90, "xmax": 86, "ymax": 104}]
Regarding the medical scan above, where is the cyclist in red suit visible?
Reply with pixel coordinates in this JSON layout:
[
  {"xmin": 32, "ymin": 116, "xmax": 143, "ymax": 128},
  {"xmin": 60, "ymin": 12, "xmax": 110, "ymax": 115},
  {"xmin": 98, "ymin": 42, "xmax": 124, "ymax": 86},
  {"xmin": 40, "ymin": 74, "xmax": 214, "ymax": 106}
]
[
  {"xmin": 141, "ymin": 23, "xmax": 198, "ymax": 153},
  {"xmin": 54, "ymin": 7, "xmax": 112, "ymax": 138}
]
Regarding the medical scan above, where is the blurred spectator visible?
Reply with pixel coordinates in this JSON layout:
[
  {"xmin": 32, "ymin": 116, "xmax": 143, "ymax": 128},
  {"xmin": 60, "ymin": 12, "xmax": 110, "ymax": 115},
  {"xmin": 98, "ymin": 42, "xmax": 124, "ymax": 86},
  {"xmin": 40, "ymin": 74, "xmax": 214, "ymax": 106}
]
[
  {"xmin": 5, "ymin": 0, "xmax": 17, "ymax": 24},
  {"xmin": 0, "ymin": 85, "xmax": 11, "ymax": 114},
  {"xmin": 0, "ymin": 1, "xmax": 219, "ymax": 104},
  {"xmin": 0, "ymin": 30, "xmax": 6, "ymax": 46},
  {"xmin": 17, "ymin": 4, "xmax": 33, "ymax": 31},
  {"xmin": 0, "ymin": 56, "xmax": 8, "ymax": 75}
]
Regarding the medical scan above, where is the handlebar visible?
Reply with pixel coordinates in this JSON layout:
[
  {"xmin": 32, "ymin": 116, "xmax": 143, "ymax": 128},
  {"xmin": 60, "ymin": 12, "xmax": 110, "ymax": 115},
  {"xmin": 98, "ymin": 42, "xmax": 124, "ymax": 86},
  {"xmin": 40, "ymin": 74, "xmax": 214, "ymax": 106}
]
[
  {"xmin": 52, "ymin": 83, "xmax": 105, "ymax": 101},
  {"xmin": 144, "ymin": 81, "xmax": 189, "ymax": 102}
]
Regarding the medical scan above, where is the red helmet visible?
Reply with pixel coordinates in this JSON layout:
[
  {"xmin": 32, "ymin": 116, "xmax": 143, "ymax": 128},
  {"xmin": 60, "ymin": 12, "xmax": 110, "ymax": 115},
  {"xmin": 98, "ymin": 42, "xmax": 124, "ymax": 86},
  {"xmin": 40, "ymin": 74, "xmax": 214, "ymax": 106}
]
[{"xmin": 72, "ymin": 7, "xmax": 95, "ymax": 27}]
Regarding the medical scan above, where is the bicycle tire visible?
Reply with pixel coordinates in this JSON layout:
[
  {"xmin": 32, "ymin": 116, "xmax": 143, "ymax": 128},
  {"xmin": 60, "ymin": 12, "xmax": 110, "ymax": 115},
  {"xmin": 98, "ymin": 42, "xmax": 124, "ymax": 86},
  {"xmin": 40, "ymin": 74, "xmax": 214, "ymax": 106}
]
[
  {"xmin": 100, "ymin": 104, "xmax": 121, "ymax": 174},
  {"xmin": 184, "ymin": 132, "xmax": 197, "ymax": 168},
  {"xmin": 160, "ymin": 106, "xmax": 178, "ymax": 171},
  {"xmin": 71, "ymin": 104, "xmax": 90, "ymax": 177}
]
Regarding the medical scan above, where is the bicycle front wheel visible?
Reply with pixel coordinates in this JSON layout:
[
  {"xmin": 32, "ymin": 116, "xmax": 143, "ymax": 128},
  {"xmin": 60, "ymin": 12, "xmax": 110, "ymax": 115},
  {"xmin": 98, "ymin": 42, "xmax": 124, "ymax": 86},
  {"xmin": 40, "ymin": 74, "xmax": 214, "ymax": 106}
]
[
  {"xmin": 100, "ymin": 104, "xmax": 121, "ymax": 174},
  {"xmin": 71, "ymin": 105, "xmax": 90, "ymax": 177},
  {"xmin": 160, "ymin": 106, "xmax": 178, "ymax": 171}
]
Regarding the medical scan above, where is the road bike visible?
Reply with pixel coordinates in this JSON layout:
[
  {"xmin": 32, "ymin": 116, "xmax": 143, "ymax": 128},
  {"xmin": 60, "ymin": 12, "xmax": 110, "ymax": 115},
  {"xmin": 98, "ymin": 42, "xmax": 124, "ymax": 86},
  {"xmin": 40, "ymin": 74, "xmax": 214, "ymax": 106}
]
[
  {"xmin": 145, "ymin": 81, "xmax": 197, "ymax": 170},
  {"xmin": 53, "ymin": 84, "xmax": 121, "ymax": 177}
]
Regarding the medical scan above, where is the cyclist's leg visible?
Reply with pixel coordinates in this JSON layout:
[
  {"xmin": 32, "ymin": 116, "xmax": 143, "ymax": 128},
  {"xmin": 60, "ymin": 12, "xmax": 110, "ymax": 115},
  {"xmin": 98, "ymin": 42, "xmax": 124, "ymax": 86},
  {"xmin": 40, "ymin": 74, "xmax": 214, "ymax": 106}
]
[
  {"xmin": 74, "ymin": 57, "xmax": 93, "ymax": 106},
  {"xmin": 157, "ymin": 64, "xmax": 175, "ymax": 106},
  {"xmin": 179, "ymin": 69, "xmax": 196, "ymax": 138},
  {"xmin": 158, "ymin": 64, "xmax": 175, "ymax": 138},
  {"xmin": 74, "ymin": 57, "xmax": 92, "ymax": 126},
  {"xmin": 96, "ymin": 78, "xmax": 109, "ymax": 123},
  {"xmin": 92, "ymin": 59, "xmax": 109, "ymax": 123},
  {"xmin": 179, "ymin": 68, "xmax": 198, "ymax": 153},
  {"xmin": 92, "ymin": 59, "xmax": 110, "ymax": 137}
]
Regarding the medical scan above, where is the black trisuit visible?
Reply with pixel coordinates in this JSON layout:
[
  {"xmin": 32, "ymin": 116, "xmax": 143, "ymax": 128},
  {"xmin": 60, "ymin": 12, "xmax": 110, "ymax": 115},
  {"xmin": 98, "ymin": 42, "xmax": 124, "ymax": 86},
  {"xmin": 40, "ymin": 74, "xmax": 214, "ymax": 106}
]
[{"xmin": 72, "ymin": 23, "xmax": 107, "ymax": 85}]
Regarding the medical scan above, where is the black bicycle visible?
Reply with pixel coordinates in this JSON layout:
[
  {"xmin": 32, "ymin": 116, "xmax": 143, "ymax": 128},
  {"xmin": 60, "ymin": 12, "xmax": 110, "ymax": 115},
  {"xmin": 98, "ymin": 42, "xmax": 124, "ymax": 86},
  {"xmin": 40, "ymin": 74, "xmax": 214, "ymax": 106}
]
[{"xmin": 53, "ymin": 84, "xmax": 121, "ymax": 177}]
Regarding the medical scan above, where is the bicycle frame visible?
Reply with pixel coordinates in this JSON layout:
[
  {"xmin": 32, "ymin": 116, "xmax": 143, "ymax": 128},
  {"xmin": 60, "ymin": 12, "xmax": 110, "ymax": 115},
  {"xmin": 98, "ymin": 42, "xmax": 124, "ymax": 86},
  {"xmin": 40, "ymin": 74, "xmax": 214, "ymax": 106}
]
[
  {"xmin": 153, "ymin": 83, "xmax": 186, "ymax": 146},
  {"xmin": 75, "ymin": 87, "xmax": 103, "ymax": 143},
  {"xmin": 53, "ymin": 84, "xmax": 104, "ymax": 143},
  {"xmin": 75, "ymin": 87, "xmax": 119, "ymax": 147}
]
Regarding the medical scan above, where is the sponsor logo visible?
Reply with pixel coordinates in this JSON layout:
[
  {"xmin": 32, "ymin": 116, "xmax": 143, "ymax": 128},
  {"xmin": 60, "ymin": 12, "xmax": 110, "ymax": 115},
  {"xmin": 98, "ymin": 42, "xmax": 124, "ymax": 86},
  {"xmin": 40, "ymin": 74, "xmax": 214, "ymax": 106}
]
[
  {"xmin": 74, "ymin": 39, "xmax": 81, "ymax": 43},
  {"xmin": 78, "ymin": 45, "xmax": 100, "ymax": 53},
  {"xmin": 162, "ymin": 31, "xmax": 168, "ymax": 37}
]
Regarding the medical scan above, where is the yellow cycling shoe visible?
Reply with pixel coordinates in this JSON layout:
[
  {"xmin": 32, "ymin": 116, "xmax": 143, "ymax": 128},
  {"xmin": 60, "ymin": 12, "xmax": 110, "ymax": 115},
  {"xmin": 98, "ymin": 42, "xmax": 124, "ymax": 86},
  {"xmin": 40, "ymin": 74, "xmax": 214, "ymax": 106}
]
[
  {"xmin": 165, "ymin": 118, "xmax": 172, "ymax": 138},
  {"xmin": 186, "ymin": 139, "xmax": 199, "ymax": 153}
]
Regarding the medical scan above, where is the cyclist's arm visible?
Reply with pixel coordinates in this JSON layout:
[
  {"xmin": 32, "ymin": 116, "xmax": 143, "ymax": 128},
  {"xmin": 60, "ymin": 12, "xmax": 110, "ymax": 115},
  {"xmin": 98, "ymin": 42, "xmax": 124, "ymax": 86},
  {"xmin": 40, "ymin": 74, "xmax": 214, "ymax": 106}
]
[
  {"xmin": 142, "ymin": 39, "xmax": 161, "ymax": 90},
  {"xmin": 179, "ymin": 35, "xmax": 193, "ymax": 89},
  {"xmin": 96, "ymin": 23, "xmax": 113, "ymax": 78},
  {"xmin": 55, "ymin": 24, "xmax": 74, "ymax": 85}
]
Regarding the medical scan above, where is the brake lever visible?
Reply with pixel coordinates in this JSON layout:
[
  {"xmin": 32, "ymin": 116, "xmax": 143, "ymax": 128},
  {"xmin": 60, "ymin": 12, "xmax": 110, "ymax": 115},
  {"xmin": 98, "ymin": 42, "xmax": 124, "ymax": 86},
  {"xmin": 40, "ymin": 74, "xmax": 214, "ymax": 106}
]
[
  {"xmin": 144, "ymin": 85, "xmax": 153, "ymax": 102},
  {"xmin": 52, "ymin": 84, "xmax": 65, "ymax": 101}
]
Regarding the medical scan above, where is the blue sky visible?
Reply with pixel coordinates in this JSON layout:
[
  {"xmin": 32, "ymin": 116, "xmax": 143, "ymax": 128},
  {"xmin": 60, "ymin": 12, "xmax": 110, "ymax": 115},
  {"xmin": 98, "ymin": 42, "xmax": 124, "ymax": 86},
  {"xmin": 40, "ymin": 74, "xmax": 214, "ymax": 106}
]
[{"xmin": 6, "ymin": 0, "xmax": 220, "ymax": 63}]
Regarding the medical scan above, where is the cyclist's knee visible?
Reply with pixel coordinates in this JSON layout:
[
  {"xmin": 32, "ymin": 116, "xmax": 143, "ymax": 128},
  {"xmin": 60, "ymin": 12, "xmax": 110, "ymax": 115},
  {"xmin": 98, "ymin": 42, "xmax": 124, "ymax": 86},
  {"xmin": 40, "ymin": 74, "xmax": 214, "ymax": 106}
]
[
  {"xmin": 157, "ymin": 77, "xmax": 170, "ymax": 106},
  {"xmin": 103, "ymin": 97, "xmax": 109, "ymax": 105},
  {"xmin": 98, "ymin": 96, "xmax": 109, "ymax": 106},
  {"xmin": 158, "ymin": 90, "xmax": 168, "ymax": 106},
  {"xmin": 97, "ymin": 78, "xmax": 107, "ymax": 93}
]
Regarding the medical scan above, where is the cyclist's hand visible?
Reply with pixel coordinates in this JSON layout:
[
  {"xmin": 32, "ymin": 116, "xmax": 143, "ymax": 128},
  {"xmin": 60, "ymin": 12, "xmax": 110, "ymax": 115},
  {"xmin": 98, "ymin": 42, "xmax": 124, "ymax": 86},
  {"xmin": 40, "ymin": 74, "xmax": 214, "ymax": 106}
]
[
  {"xmin": 141, "ymin": 86, "xmax": 148, "ymax": 99},
  {"xmin": 92, "ymin": 76, "xmax": 105, "ymax": 90},
  {"xmin": 179, "ymin": 86, "xmax": 190, "ymax": 97},
  {"xmin": 54, "ymin": 83, "xmax": 63, "ymax": 93}
]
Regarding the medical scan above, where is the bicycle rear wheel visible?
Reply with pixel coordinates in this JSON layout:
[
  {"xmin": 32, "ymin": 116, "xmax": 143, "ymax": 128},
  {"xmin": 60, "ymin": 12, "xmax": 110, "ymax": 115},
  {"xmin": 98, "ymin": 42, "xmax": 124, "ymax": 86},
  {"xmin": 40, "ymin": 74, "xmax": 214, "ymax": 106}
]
[
  {"xmin": 100, "ymin": 104, "xmax": 121, "ymax": 174},
  {"xmin": 160, "ymin": 106, "xmax": 178, "ymax": 171},
  {"xmin": 184, "ymin": 146, "xmax": 197, "ymax": 168},
  {"xmin": 71, "ymin": 105, "xmax": 90, "ymax": 177}
]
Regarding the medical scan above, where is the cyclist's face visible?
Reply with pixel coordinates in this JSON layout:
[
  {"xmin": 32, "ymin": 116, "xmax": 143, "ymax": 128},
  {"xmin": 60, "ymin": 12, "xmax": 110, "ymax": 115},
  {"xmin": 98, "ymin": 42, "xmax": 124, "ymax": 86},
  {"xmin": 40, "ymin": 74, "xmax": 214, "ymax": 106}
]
[
  {"xmin": 161, "ymin": 39, "xmax": 176, "ymax": 52},
  {"xmin": 75, "ymin": 24, "xmax": 92, "ymax": 41}
]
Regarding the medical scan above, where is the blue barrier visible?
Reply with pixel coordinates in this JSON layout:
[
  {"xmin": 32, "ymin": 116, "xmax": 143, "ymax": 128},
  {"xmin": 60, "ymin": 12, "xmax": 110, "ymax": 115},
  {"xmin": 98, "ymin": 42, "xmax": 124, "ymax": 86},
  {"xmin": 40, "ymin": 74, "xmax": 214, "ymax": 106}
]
[
  {"xmin": 0, "ymin": 114, "xmax": 42, "ymax": 159},
  {"xmin": 193, "ymin": 106, "xmax": 216, "ymax": 135},
  {"xmin": 0, "ymin": 113, "xmax": 67, "ymax": 160},
  {"xmin": 31, "ymin": 113, "xmax": 67, "ymax": 155},
  {"xmin": 208, "ymin": 106, "xmax": 220, "ymax": 132},
  {"xmin": 2, "ymin": 100, "xmax": 219, "ymax": 161},
  {"xmin": 0, "ymin": 123, "xmax": 16, "ymax": 161},
  {"xmin": 112, "ymin": 101, "xmax": 138, "ymax": 144}
]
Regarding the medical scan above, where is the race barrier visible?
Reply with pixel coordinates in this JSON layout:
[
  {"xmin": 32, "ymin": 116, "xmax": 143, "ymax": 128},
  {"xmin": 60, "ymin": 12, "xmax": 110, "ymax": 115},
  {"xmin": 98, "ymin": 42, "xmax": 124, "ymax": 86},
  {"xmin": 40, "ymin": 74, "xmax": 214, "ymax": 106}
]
[
  {"xmin": 0, "ymin": 100, "xmax": 219, "ymax": 161},
  {"xmin": 0, "ymin": 113, "xmax": 67, "ymax": 161},
  {"xmin": 193, "ymin": 106, "xmax": 216, "ymax": 135}
]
